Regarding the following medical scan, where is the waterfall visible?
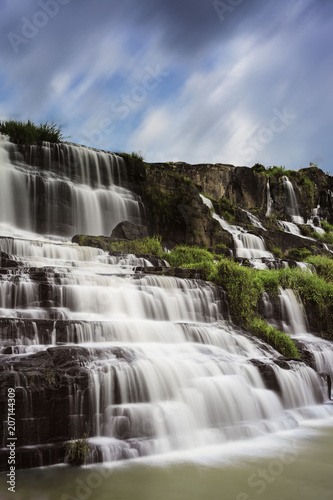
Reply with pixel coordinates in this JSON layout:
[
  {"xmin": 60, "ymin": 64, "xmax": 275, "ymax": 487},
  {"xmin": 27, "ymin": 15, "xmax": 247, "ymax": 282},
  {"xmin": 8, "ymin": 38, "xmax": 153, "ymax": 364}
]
[
  {"xmin": 200, "ymin": 195, "xmax": 273, "ymax": 263},
  {"xmin": 0, "ymin": 135, "xmax": 143, "ymax": 237},
  {"xmin": 242, "ymin": 209, "xmax": 266, "ymax": 231},
  {"xmin": 265, "ymin": 181, "xmax": 273, "ymax": 217},
  {"xmin": 277, "ymin": 220, "xmax": 302, "ymax": 236},
  {"xmin": 279, "ymin": 288, "xmax": 333, "ymax": 389},
  {"xmin": 1, "ymin": 152, "xmax": 333, "ymax": 470},
  {"xmin": 279, "ymin": 288, "xmax": 309, "ymax": 334},
  {"xmin": 282, "ymin": 176, "xmax": 304, "ymax": 223}
]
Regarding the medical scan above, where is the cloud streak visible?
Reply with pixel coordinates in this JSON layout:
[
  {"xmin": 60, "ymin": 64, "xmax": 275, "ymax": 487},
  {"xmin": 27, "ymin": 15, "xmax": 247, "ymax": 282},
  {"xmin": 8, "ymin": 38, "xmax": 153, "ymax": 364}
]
[{"xmin": 0, "ymin": 0, "xmax": 332, "ymax": 172}]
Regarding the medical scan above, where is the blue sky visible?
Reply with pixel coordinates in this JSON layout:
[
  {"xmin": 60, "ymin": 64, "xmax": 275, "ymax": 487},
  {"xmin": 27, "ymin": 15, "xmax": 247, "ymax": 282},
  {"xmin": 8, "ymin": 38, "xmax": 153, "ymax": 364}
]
[{"xmin": 0, "ymin": 0, "xmax": 332, "ymax": 172}]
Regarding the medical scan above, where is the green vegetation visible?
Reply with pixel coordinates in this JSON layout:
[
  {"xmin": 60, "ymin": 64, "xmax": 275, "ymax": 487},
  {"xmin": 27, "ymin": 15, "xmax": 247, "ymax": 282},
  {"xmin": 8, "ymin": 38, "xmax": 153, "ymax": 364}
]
[
  {"xmin": 64, "ymin": 433, "xmax": 90, "ymax": 466},
  {"xmin": 161, "ymin": 245, "xmax": 333, "ymax": 346},
  {"xmin": 252, "ymin": 164, "xmax": 293, "ymax": 179},
  {"xmin": 305, "ymin": 255, "xmax": 333, "ymax": 284},
  {"xmin": 264, "ymin": 215, "xmax": 280, "ymax": 231},
  {"xmin": 286, "ymin": 247, "xmax": 312, "ymax": 261},
  {"xmin": 212, "ymin": 197, "xmax": 235, "ymax": 223},
  {"xmin": 164, "ymin": 246, "xmax": 214, "ymax": 267},
  {"xmin": 77, "ymin": 229, "xmax": 333, "ymax": 347},
  {"xmin": 252, "ymin": 163, "xmax": 266, "ymax": 174},
  {"xmin": 310, "ymin": 230, "xmax": 333, "ymax": 245},
  {"xmin": 119, "ymin": 151, "xmax": 145, "ymax": 163},
  {"xmin": 249, "ymin": 318, "xmax": 300, "ymax": 358},
  {"xmin": 109, "ymin": 235, "xmax": 163, "ymax": 256},
  {"xmin": 269, "ymin": 245, "xmax": 283, "ymax": 259},
  {"xmin": 299, "ymin": 175, "xmax": 315, "ymax": 200},
  {"xmin": 0, "ymin": 119, "xmax": 64, "ymax": 144},
  {"xmin": 163, "ymin": 245, "xmax": 217, "ymax": 279},
  {"xmin": 321, "ymin": 220, "xmax": 333, "ymax": 233},
  {"xmin": 212, "ymin": 260, "xmax": 301, "ymax": 357},
  {"xmin": 76, "ymin": 235, "xmax": 164, "ymax": 256},
  {"xmin": 142, "ymin": 175, "xmax": 202, "ymax": 237}
]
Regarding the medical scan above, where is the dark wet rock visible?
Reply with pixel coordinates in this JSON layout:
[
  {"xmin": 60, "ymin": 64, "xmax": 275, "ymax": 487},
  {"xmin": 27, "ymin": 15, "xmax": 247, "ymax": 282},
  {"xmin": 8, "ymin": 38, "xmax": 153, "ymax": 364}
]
[
  {"xmin": 250, "ymin": 359, "xmax": 281, "ymax": 395},
  {"xmin": 134, "ymin": 266, "xmax": 203, "ymax": 279},
  {"xmin": 0, "ymin": 252, "xmax": 20, "ymax": 268},
  {"xmin": 111, "ymin": 221, "xmax": 149, "ymax": 240}
]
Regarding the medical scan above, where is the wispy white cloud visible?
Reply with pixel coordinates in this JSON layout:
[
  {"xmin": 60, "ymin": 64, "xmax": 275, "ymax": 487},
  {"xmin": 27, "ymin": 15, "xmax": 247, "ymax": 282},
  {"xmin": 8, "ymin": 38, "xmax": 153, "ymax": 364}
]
[{"xmin": 0, "ymin": 0, "xmax": 332, "ymax": 172}]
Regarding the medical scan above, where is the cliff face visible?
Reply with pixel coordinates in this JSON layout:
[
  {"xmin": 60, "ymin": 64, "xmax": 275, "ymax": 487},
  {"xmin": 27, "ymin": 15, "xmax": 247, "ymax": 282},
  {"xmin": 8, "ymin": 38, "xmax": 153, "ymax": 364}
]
[
  {"xmin": 121, "ymin": 155, "xmax": 333, "ymax": 255},
  {"xmin": 122, "ymin": 159, "xmax": 232, "ymax": 248},
  {"xmin": 169, "ymin": 162, "xmax": 267, "ymax": 211},
  {"xmin": 9, "ymin": 142, "xmax": 333, "ymax": 246}
]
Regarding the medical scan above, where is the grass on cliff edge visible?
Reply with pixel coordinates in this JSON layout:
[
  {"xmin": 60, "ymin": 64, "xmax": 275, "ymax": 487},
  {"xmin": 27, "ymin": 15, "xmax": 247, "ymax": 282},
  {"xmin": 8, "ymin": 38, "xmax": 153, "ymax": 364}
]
[
  {"xmin": 163, "ymin": 246, "xmax": 333, "ymax": 354},
  {"xmin": 0, "ymin": 119, "xmax": 64, "ymax": 144},
  {"xmin": 75, "ymin": 235, "xmax": 333, "ymax": 356},
  {"xmin": 77, "ymin": 234, "xmax": 164, "ymax": 256},
  {"xmin": 108, "ymin": 235, "xmax": 163, "ymax": 256}
]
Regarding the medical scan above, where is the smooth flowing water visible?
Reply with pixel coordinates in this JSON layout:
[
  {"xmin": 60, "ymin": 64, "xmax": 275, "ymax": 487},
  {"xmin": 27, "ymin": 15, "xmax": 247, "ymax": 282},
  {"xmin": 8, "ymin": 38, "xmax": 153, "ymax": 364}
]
[
  {"xmin": 200, "ymin": 195, "xmax": 273, "ymax": 262},
  {"xmin": 1, "ymin": 423, "xmax": 332, "ymax": 500},
  {"xmin": 0, "ymin": 135, "xmax": 143, "ymax": 237},
  {"xmin": 1, "ymin": 139, "xmax": 333, "ymax": 499}
]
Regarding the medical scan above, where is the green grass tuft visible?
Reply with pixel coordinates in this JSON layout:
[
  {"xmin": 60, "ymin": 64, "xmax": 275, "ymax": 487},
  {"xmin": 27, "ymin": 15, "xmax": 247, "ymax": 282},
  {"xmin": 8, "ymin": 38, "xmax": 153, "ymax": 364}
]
[
  {"xmin": 249, "ymin": 318, "xmax": 300, "ymax": 358},
  {"xmin": 0, "ymin": 119, "xmax": 64, "ymax": 144},
  {"xmin": 109, "ymin": 235, "xmax": 163, "ymax": 256}
]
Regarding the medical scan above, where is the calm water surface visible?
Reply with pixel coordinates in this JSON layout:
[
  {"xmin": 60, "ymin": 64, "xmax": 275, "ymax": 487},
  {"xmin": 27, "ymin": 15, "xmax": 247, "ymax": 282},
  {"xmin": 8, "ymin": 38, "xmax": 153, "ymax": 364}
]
[{"xmin": 1, "ymin": 420, "xmax": 333, "ymax": 500}]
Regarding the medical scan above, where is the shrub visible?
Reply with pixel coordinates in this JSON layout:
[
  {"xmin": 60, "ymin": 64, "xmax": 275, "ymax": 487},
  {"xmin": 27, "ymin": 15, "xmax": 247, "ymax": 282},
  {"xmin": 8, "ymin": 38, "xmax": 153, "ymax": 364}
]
[
  {"xmin": 265, "ymin": 215, "xmax": 279, "ymax": 231},
  {"xmin": 119, "ymin": 151, "xmax": 145, "ymax": 162},
  {"xmin": 287, "ymin": 247, "xmax": 312, "ymax": 261},
  {"xmin": 163, "ymin": 246, "xmax": 216, "ymax": 280},
  {"xmin": 316, "ymin": 232, "xmax": 333, "ymax": 244},
  {"xmin": 306, "ymin": 255, "xmax": 333, "ymax": 284},
  {"xmin": 249, "ymin": 318, "xmax": 300, "ymax": 358},
  {"xmin": 164, "ymin": 246, "xmax": 212, "ymax": 266},
  {"xmin": 252, "ymin": 163, "xmax": 266, "ymax": 174},
  {"xmin": 271, "ymin": 246, "xmax": 283, "ymax": 259},
  {"xmin": 214, "ymin": 197, "xmax": 235, "ymax": 222},
  {"xmin": 109, "ymin": 235, "xmax": 163, "ymax": 256},
  {"xmin": 299, "ymin": 175, "xmax": 315, "ymax": 200},
  {"xmin": 64, "ymin": 433, "xmax": 90, "ymax": 466},
  {"xmin": 0, "ymin": 119, "xmax": 64, "ymax": 144},
  {"xmin": 214, "ymin": 259, "xmax": 263, "ymax": 325},
  {"xmin": 321, "ymin": 220, "xmax": 333, "ymax": 233},
  {"xmin": 300, "ymin": 225, "xmax": 313, "ymax": 238}
]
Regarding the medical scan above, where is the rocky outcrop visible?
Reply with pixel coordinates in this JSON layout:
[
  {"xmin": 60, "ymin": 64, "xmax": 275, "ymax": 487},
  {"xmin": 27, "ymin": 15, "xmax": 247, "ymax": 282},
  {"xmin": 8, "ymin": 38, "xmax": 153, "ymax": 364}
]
[
  {"xmin": 168, "ymin": 162, "xmax": 267, "ymax": 211},
  {"xmin": 257, "ymin": 229, "xmax": 326, "ymax": 255},
  {"xmin": 129, "ymin": 162, "xmax": 227, "ymax": 248},
  {"xmin": 0, "ymin": 346, "xmax": 92, "ymax": 469},
  {"xmin": 111, "ymin": 221, "xmax": 148, "ymax": 240}
]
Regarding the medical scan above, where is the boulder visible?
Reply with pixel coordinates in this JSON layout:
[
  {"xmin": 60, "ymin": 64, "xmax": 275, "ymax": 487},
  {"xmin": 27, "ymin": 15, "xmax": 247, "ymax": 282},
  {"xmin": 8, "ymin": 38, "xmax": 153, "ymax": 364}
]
[{"xmin": 111, "ymin": 221, "xmax": 148, "ymax": 240}]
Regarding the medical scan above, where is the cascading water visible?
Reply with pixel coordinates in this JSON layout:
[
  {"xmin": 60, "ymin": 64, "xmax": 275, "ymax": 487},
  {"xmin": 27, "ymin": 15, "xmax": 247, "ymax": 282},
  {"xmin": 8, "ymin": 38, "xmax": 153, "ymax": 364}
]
[
  {"xmin": 277, "ymin": 219, "xmax": 302, "ymax": 236},
  {"xmin": 282, "ymin": 176, "xmax": 304, "ymax": 224},
  {"xmin": 0, "ymin": 134, "xmax": 143, "ymax": 237},
  {"xmin": 200, "ymin": 195, "xmax": 273, "ymax": 265},
  {"xmin": 265, "ymin": 181, "xmax": 273, "ymax": 217},
  {"xmin": 242, "ymin": 209, "xmax": 266, "ymax": 231},
  {"xmin": 0, "ymin": 145, "xmax": 333, "ymax": 471},
  {"xmin": 262, "ymin": 287, "xmax": 333, "ymax": 397},
  {"xmin": 279, "ymin": 288, "xmax": 333, "ymax": 386},
  {"xmin": 274, "ymin": 177, "xmax": 326, "ymax": 237}
]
